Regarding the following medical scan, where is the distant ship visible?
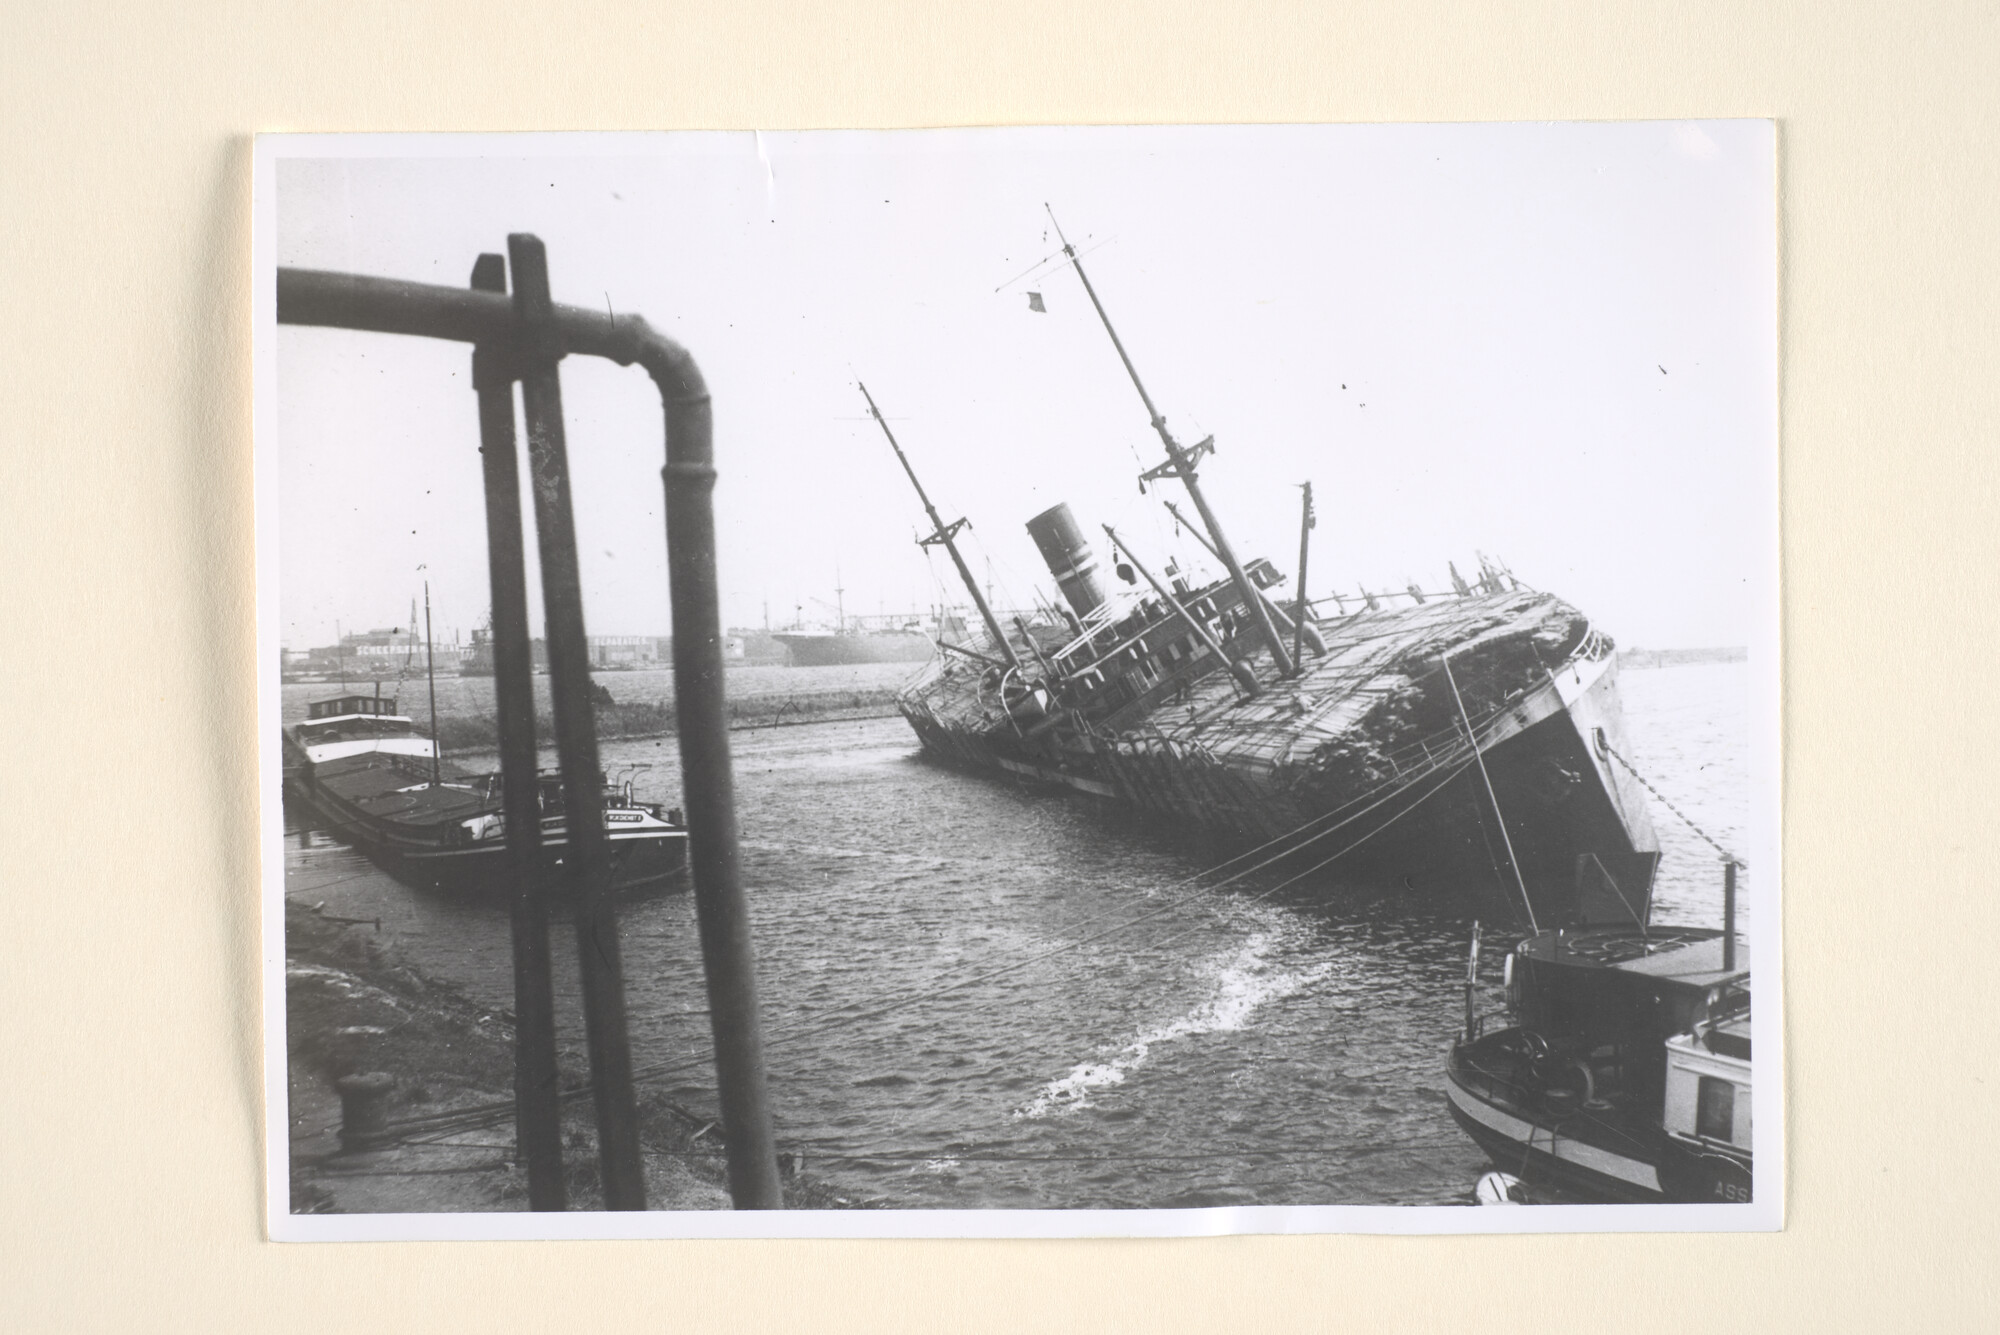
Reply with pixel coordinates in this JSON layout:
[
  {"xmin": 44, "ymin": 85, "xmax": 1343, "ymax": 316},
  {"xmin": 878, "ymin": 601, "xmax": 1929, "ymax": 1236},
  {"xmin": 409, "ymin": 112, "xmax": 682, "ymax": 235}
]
[
  {"xmin": 771, "ymin": 626, "xmax": 936, "ymax": 667},
  {"xmin": 868, "ymin": 216, "xmax": 1659, "ymax": 920}
]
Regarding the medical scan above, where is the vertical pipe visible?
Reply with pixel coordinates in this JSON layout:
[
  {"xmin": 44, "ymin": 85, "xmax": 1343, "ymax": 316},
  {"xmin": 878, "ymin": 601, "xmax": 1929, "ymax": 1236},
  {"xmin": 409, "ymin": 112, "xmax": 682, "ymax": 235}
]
[
  {"xmin": 507, "ymin": 233, "xmax": 647, "ymax": 1211},
  {"xmin": 1464, "ymin": 920, "xmax": 1482, "ymax": 1042},
  {"xmin": 1723, "ymin": 860, "xmax": 1738, "ymax": 971},
  {"xmin": 654, "ymin": 337, "xmax": 786, "ymax": 1211},
  {"xmin": 469, "ymin": 253, "xmax": 566, "ymax": 1211}
]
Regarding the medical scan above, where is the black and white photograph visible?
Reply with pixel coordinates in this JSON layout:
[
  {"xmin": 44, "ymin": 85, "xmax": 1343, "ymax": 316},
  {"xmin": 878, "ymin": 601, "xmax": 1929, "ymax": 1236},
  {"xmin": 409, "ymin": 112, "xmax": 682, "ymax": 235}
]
[{"xmin": 255, "ymin": 124, "xmax": 1778, "ymax": 1238}]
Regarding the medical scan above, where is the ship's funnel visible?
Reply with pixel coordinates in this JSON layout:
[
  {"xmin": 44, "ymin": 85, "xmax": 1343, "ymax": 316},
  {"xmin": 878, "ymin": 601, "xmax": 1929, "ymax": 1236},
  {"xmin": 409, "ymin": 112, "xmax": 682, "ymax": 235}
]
[{"xmin": 1026, "ymin": 503, "xmax": 1108, "ymax": 618}]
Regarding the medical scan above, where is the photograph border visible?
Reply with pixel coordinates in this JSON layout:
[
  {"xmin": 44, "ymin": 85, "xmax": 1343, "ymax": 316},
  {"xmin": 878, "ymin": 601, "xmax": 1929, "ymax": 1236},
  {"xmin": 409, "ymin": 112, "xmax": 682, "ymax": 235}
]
[{"xmin": 254, "ymin": 127, "xmax": 1783, "ymax": 1241}]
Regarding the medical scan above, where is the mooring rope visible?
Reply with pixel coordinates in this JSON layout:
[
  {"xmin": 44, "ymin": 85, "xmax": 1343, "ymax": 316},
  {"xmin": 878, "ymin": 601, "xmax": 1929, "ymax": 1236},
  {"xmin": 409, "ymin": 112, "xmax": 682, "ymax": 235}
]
[{"xmin": 1599, "ymin": 741, "xmax": 1744, "ymax": 867}]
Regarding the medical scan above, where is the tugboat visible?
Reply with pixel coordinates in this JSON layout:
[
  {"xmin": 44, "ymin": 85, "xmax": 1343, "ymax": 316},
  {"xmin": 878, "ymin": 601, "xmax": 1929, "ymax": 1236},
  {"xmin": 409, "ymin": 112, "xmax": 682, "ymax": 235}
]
[
  {"xmin": 282, "ymin": 691, "xmax": 688, "ymax": 895},
  {"xmin": 1446, "ymin": 864, "xmax": 1753, "ymax": 1204}
]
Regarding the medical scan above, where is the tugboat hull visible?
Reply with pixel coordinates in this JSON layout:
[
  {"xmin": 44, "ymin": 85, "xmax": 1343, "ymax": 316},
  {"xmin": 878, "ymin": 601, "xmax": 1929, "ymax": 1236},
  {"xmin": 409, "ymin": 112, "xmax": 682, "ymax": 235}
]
[{"xmin": 1444, "ymin": 1051, "xmax": 1666, "ymax": 1202}]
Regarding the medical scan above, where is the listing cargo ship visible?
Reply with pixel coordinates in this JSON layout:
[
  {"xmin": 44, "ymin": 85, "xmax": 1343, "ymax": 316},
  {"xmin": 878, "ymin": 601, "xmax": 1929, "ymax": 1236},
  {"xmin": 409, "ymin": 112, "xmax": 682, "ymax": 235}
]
[
  {"xmin": 282, "ymin": 692, "xmax": 688, "ymax": 894},
  {"xmin": 875, "ymin": 216, "xmax": 1659, "ymax": 921}
]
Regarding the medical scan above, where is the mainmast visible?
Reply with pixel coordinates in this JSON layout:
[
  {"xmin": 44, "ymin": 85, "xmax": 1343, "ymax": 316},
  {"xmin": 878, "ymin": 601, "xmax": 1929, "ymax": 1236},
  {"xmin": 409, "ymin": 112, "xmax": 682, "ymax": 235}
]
[
  {"xmin": 857, "ymin": 381, "xmax": 1023, "ymax": 673},
  {"xmin": 1163, "ymin": 499, "xmax": 1328, "ymax": 656},
  {"xmin": 1047, "ymin": 208, "xmax": 1296, "ymax": 678}
]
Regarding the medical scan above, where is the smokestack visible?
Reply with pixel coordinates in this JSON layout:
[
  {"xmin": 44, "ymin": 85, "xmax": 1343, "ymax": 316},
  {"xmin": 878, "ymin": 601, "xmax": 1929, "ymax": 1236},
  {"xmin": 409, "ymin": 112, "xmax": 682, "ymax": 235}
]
[{"xmin": 1026, "ymin": 502, "xmax": 1108, "ymax": 618}]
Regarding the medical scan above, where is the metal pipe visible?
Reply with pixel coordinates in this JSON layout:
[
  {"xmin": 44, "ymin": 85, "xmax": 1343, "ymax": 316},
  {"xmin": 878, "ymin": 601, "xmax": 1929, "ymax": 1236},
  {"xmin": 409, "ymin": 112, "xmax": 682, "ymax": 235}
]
[
  {"xmin": 469, "ymin": 252, "xmax": 567, "ymax": 1211},
  {"xmin": 1012, "ymin": 615, "xmax": 1065, "ymax": 685},
  {"xmin": 1102, "ymin": 524, "xmax": 1259, "ymax": 697},
  {"xmin": 278, "ymin": 254, "xmax": 784, "ymax": 1209},
  {"xmin": 935, "ymin": 639, "xmax": 1006, "ymax": 669},
  {"xmin": 1464, "ymin": 920, "xmax": 1482, "ymax": 1042},
  {"xmin": 651, "ymin": 317, "xmax": 786, "ymax": 1211},
  {"xmin": 1723, "ymin": 860, "xmax": 1738, "ymax": 971},
  {"xmin": 507, "ymin": 234, "xmax": 647, "ymax": 1211}
]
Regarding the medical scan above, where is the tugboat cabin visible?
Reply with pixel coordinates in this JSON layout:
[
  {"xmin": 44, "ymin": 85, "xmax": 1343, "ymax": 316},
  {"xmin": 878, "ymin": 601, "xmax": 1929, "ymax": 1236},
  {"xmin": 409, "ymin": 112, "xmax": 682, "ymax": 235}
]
[{"xmin": 1509, "ymin": 929, "xmax": 1746, "ymax": 1125}]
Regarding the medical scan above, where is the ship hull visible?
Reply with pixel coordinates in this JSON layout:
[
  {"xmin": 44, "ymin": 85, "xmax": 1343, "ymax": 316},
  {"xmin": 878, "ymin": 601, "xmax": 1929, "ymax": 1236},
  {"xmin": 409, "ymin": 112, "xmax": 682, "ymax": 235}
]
[
  {"xmin": 897, "ymin": 594, "xmax": 1658, "ymax": 912},
  {"xmin": 1444, "ymin": 1055, "xmax": 1667, "ymax": 1202},
  {"xmin": 284, "ymin": 749, "xmax": 687, "ymax": 897},
  {"xmin": 774, "ymin": 631, "xmax": 935, "ymax": 666}
]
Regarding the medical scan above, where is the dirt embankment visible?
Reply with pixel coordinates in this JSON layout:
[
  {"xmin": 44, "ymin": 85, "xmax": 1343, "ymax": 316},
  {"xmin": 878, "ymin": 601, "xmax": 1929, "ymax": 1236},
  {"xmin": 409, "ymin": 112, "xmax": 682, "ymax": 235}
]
[
  {"xmin": 285, "ymin": 900, "xmax": 847, "ymax": 1214},
  {"xmin": 432, "ymin": 686, "xmax": 903, "ymax": 752}
]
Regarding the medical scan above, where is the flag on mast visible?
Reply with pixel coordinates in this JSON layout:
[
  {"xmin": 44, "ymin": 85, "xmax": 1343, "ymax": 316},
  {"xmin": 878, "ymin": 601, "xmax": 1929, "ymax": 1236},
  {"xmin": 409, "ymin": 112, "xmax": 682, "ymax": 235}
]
[{"xmin": 1026, "ymin": 291, "xmax": 1045, "ymax": 313}]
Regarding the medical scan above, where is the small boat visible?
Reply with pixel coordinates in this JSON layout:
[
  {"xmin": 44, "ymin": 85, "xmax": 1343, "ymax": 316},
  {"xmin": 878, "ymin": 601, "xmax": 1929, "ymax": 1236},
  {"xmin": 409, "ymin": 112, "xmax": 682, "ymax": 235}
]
[
  {"xmin": 282, "ymin": 691, "xmax": 688, "ymax": 895},
  {"xmin": 1445, "ymin": 891, "xmax": 1752, "ymax": 1204}
]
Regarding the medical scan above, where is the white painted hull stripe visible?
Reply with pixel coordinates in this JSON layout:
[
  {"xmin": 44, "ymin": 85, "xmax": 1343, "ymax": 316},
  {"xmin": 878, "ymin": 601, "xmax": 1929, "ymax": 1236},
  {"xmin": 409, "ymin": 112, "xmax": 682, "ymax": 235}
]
[{"xmin": 1446, "ymin": 1078, "xmax": 1662, "ymax": 1193}]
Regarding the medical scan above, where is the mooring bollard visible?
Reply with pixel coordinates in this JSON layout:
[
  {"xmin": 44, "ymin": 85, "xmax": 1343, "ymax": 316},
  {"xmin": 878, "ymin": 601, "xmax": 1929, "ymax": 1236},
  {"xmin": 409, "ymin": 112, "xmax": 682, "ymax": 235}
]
[
  {"xmin": 334, "ymin": 1071, "xmax": 396, "ymax": 1151},
  {"xmin": 330, "ymin": 1024, "xmax": 389, "ymax": 1078}
]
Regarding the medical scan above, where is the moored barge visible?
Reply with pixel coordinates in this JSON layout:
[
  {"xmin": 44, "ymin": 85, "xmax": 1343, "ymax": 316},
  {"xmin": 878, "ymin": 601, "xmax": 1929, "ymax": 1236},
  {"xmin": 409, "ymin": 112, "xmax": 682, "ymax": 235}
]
[{"xmin": 282, "ymin": 692, "xmax": 687, "ymax": 894}]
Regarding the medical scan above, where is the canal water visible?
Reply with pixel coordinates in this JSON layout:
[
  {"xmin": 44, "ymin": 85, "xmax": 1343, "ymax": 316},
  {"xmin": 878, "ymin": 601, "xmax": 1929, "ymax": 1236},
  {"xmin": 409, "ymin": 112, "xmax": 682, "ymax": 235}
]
[{"xmin": 283, "ymin": 660, "xmax": 1752, "ymax": 1209}]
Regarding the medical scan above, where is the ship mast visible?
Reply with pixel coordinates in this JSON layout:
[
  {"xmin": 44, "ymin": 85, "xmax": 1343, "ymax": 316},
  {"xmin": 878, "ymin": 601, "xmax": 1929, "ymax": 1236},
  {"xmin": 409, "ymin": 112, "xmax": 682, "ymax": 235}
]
[
  {"xmin": 1162, "ymin": 498, "xmax": 1326, "ymax": 656},
  {"xmin": 1291, "ymin": 481, "xmax": 1313, "ymax": 676},
  {"xmin": 1103, "ymin": 525, "xmax": 1259, "ymax": 696},
  {"xmin": 1046, "ymin": 207, "xmax": 1295, "ymax": 678},
  {"xmin": 857, "ymin": 381, "xmax": 1022, "ymax": 673}
]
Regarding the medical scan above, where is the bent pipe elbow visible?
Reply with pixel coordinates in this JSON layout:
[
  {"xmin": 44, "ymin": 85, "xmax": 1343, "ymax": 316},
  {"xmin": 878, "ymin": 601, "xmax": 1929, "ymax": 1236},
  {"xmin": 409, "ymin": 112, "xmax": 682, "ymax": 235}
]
[{"xmin": 278, "ymin": 266, "xmax": 716, "ymax": 477}]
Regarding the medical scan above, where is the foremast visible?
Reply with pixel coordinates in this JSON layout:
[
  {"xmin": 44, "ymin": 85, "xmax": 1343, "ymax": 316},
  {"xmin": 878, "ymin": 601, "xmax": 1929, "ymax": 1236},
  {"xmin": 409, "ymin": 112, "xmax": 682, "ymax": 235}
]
[
  {"xmin": 857, "ymin": 381, "xmax": 1023, "ymax": 673},
  {"xmin": 1048, "ymin": 208, "xmax": 1297, "ymax": 678}
]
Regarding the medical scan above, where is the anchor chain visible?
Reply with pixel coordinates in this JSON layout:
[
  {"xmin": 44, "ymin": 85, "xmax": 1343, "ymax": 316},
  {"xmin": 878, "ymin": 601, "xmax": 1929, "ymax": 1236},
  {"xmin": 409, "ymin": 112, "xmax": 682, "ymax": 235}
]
[{"xmin": 1600, "ymin": 741, "xmax": 1745, "ymax": 868}]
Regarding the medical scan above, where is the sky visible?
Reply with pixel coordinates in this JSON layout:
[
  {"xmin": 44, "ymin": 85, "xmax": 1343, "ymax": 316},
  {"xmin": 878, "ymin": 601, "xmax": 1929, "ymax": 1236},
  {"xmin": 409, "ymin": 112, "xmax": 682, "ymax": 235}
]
[{"xmin": 268, "ymin": 123, "xmax": 1774, "ymax": 651}]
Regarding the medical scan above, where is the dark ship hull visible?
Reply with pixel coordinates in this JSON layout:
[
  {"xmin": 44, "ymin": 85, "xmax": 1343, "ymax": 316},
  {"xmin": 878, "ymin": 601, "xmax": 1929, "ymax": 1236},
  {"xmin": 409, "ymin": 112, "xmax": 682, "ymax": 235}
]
[
  {"xmin": 899, "ymin": 584, "xmax": 1658, "ymax": 919},
  {"xmin": 283, "ymin": 705, "xmax": 689, "ymax": 898}
]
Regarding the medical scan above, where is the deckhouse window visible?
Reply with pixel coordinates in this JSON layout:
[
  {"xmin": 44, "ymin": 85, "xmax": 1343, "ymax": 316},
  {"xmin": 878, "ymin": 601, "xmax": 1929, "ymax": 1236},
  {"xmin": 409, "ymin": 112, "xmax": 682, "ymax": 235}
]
[{"xmin": 1696, "ymin": 1076, "xmax": 1736, "ymax": 1142}]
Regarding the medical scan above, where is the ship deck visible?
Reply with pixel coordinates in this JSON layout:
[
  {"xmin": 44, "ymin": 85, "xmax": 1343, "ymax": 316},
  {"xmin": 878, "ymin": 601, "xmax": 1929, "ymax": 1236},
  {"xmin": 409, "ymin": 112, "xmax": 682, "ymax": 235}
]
[
  {"xmin": 1149, "ymin": 590, "xmax": 1584, "ymax": 768},
  {"xmin": 305, "ymin": 753, "xmax": 492, "ymax": 827}
]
